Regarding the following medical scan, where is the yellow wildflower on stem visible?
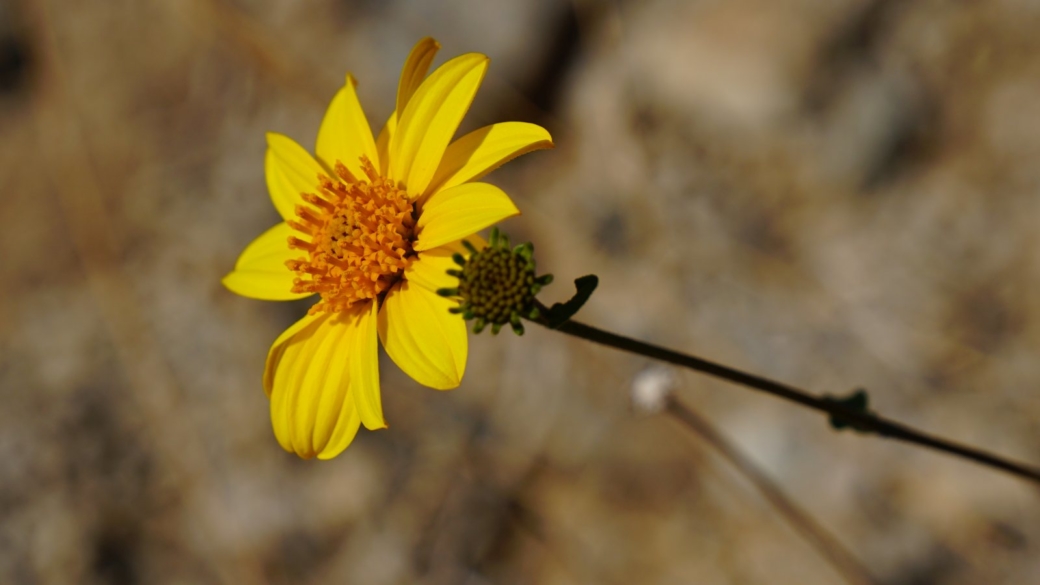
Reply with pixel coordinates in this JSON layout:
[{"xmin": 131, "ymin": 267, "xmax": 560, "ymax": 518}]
[{"xmin": 223, "ymin": 38, "xmax": 553, "ymax": 459}]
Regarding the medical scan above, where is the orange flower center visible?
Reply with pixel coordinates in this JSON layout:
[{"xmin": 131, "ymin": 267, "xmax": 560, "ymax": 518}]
[{"xmin": 286, "ymin": 156, "xmax": 415, "ymax": 314}]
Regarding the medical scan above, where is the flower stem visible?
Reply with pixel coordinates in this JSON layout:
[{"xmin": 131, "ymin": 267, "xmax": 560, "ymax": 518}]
[{"xmin": 533, "ymin": 309, "xmax": 1040, "ymax": 484}]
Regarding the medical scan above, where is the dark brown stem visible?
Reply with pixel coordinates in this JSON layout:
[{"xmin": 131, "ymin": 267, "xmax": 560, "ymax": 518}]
[{"xmin": 533, "ymin": 311, "xmax": 1040, "ymax": 484}]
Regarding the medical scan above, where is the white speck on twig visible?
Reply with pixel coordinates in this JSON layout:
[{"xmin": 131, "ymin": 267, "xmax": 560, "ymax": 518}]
[{"xmin": 631, "ymin": 366, "xmax": 676, "ymax": 414}]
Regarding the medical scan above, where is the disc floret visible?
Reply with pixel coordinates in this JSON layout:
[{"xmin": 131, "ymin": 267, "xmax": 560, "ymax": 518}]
[
  {"xmin": 286, "ymin": 156, "xmax": 416, "ymax": 314},
  {"xmin": 438, "ymin": 228, "xmax": 553, "ymax": 335}
]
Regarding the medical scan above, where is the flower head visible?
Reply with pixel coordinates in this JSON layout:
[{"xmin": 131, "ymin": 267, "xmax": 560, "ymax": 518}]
[
  {"xmin": 437, "ymin": 228, "xmax": 553, "ymax": 336},
  {"xmin": 223, "ymin": 38, "xmax": 553, "ymax": 459}
]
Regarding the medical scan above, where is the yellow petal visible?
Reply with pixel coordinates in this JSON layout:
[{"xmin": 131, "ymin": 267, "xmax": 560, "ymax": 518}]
[
  {"xmin": 264, "ymin": 312, "xmax": 325, "ymax": 397},
  {"xmin": 266, "ymin": 312, "xmax": 327, "ymax": 453},
  {"xmin": 348, "ymin": 300, "xmax": 385, "ymax": 431},
  {"xmin": 315, "ymin": 75, "xmax": 379, "ymax": 180},
  {"xmin": 264, "ymin": 310, "xmax": 320, "ymax": 395},
  {"xmin": 397, "ymin": 37, "xmax": 441, "ymax": 117},
  {"xmin": 390, "ymin": 53, "xmax": 489, "ymax": 197},
  {"xmin": 266, "ymin": 132, "xmax": 327, "ymax": 221},
  {"xmin": 222, "ymin": 222, "xmax": 312, "ymax": 301},
  {"xmin": 414, "ymin": 182, "xmax": 519, "ymax": 251},
  {"xmin": 405, "ymin": 235, "xmax": 486, "ymax": 293},
  {"xmin": 222, "ymin": 271, "xmax": 311, "ymax": 302},
  {"xmin": 378, "ymin": 281, "xmax": 467, "ymax": 390},
  {"xmin": 377, "ymin": 38, "xmax": 441, "ymax": 174},
  {"xmin": 424, "ymin": 122, "xmax": 553, "ymax": 197},
  {"xmin": 267, "ymin": 303, "xmax": 383, "ymax": 459},
  {"xmin": 285, "ymin": 316, "xmax": 343, "ymax": 457},
  {"xmin": 375, "ymin": 112, "xmax": 396, "ymax": 177},
  {"xmin": 317, "ymin": 397, "xmax": 361, "ymax": 460},
  {"xmin": 231, "ymin": 222, "xmax": 295, "ymax": 271}
]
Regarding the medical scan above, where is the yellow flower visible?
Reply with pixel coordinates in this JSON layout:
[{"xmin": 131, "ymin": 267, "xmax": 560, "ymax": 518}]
[{"xmin": 223, "ymin": 38, "xmax": 553, "ymax": 459}]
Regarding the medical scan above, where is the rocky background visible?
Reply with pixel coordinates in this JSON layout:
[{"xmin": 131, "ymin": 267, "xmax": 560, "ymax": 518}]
[{"xmin": 2, "ymin": 0, "xmax": 1039, "ymax": 583}]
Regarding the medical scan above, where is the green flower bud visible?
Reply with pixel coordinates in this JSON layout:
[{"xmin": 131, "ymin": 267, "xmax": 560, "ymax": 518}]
[{"xmin": 438, "ymin": 228, "xmax": 553, "ymax": 336}]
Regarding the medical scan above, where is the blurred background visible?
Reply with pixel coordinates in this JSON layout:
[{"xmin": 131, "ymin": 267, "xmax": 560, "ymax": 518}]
[{"xmin": 3, "ymin": 0, "xmax": 1040, "ymax": 583}]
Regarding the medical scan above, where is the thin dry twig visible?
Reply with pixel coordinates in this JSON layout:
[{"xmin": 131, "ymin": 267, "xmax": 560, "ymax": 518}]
[{"xmin": 666, "ymin": 396, "xmax": 879, "ymax": 585}]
